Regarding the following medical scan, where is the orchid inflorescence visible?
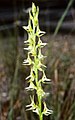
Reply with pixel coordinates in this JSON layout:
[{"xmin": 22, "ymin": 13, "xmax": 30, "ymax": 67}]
[{"xmin": 23, "ymin": 3, "xmax": 53, "ymax": 120}]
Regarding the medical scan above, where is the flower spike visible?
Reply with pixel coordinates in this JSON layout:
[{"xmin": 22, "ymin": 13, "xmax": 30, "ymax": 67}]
[{"xmin": 23, "ymin": 3, "xmax": 53, "ymax": 120}]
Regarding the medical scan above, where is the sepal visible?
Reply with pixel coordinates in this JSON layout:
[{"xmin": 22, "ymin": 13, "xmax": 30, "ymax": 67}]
[
  {"xmin": 23, "ymin": 54, "xmax": 33, "ymax": 65},
  {"xmin": 41, "ymin": 72, "xmax": 51, "ymax": 83},
  {"xmin": 42, "ymin": 102, "xmax": 53, "ymax": 116},
  {"xmin": 36, "ymin": 26, "xmax": 46, "ymax": 37},
  {"xmin": 25, "ymin": 81, "xmax": 36, "ymax": 91},
  {"xmin": 26, "ymin": 69, "xmax": 35, "ymax": 81},
  {"xmin": 26, "ymin": 96, "xmax": 39, "ymax": 115}
]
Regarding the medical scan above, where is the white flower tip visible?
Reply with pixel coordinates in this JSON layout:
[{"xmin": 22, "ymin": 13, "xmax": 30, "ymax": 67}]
[
  {"xmin": 24, "ymin": 48, "xmax": 29, "ymax": 50},
  {"xmin": 24, "ymin": 40, "xmax": 28, "ymax": 43},
  {"xmin": 26, "ymin": 75, "xmax": 31, "ymax": 80},
  {"xmin": 23, "ymin": 26, "xmax": 27, "ymax": 30},
  {"xmin": 23, "ymin": 26, "xmax": 25, "ymax": 29}
]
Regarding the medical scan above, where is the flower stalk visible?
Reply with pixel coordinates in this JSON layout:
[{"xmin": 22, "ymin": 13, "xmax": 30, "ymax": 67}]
[{"xmin": 23, "ymin": 3, "xmax": 53, "ymax": 120}]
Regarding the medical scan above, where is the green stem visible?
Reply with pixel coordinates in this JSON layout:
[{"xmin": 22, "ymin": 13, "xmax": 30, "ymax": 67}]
[
  {"xmin": 38, "ymin": 96, "xmax": 43, "ymax": 120},
  {"xmin": 33, "ymin": 22, "xmax": 43, "ymax": 119},
  {"xmin": 54, "ymin": 0, "xmax": 74, "ymax": 36},
  {"xmin": 35, "ymin": 57, "xmax": 43, "ymax": 120}
]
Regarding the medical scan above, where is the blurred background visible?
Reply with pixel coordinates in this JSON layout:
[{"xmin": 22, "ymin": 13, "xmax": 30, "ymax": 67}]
[{"xmin": 0, "ymin": 0, "xmax": 75, "ymax": 120}]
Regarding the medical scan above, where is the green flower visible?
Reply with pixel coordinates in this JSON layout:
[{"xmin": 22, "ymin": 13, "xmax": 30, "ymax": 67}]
[
  {"xmin": 25, "ymin": 81, "xmax": 36, "ymax": 91},
  {"xmin": 26, "ymin": 96, "xmax": 39, "ymax": 115},
  {"xmin": 23, "ymin": 54, "xmax": 33, "ymax": 65},
  {"xmin": 42, "ymin": 102, "xmax": 53, "ymax": 116}
]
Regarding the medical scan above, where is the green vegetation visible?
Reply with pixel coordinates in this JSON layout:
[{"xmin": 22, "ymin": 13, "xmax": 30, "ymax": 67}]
[
  {"xmin": 23, "ymin": 3, "xmax": 53, "ymax": 120},
  {"xmin": 54, "ymin": 0, "xmax": 74, "ymax": 36}
]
